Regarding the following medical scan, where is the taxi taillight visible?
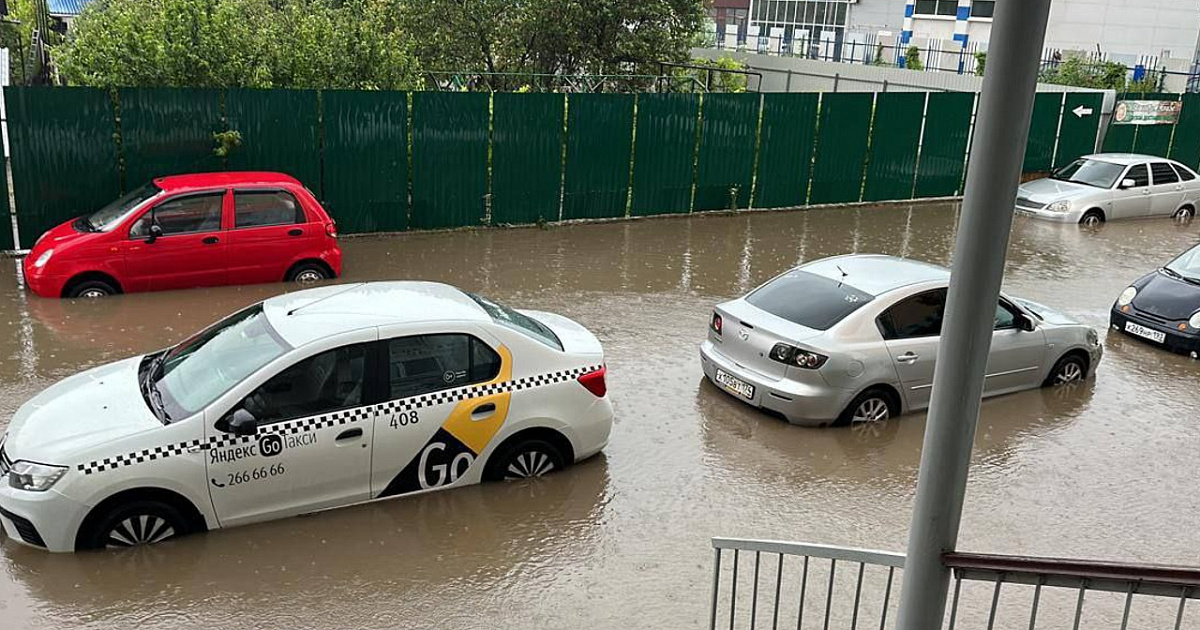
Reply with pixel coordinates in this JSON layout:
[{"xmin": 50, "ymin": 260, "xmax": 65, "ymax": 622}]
[{"xmin": 577, "ymin": 366, "xmax": 607, "ymax": 397}]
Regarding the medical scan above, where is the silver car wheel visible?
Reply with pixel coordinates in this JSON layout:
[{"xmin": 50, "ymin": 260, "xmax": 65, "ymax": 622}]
[
  {"xmin": 1055, "ymin": 361, "xmax": 1084, "ymax": 385},
  {"xmin": 106, "ymin": 515, "xmax": 176, "ymax": 548},
  {"xmin": 1081, "ymin": 214, "xmax": 1102, "ymax": 227},
  {"xmin": 294, "ymin": 269, "xmax": 324, "ymax": 285},
  {"xmin": 505, "ymin": 450, "xmax": 556, "ymax": 480},
  {"xmin": 850, "ymin": 397, "xmax": 890, "ymax": 425}
]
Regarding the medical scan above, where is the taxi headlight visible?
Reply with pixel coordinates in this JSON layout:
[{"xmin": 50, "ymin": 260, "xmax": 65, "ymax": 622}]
[
  {"xmin": 1190, "ymin": 312, "xmax": 1200, "ymax": 330},
  {"xmin": 1046, "ymin": 200, "xmax": 1071, "ymax": 213},
  {"xmin": 9, "ymin": 461, "xmax": 68, "ymax": 492},
  {"xmin": 33, "ymin": 249, "xmax": 54, "ymax": 269},
  {"xmin": 1117, "ymin": 286, "xmax": 1137, "ymax": 307}
]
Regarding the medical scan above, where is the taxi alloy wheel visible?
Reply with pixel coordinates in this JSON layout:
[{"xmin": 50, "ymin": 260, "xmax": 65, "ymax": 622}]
[
  {"xmin": 486, "ymin": 438, "xmax": 566, "ymax": 482},
  {"xmin": 107, "ymin": 515, "xmax": 176, "ymax": 548},
  {"xmin": 85, "ymin": 500, "xmax": 190, "ymax": 551}
]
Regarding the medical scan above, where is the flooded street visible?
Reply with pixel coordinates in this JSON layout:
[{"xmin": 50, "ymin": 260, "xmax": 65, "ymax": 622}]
[{"xmin": 2, "ymin": 201, "xmax": 1200, "ymax": 629}]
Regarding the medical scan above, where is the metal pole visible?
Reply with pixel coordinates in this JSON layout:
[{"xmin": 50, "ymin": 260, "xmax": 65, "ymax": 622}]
[{"xmin": 892, "ymin": 1, "xmax": 1052, "ymax": 629}]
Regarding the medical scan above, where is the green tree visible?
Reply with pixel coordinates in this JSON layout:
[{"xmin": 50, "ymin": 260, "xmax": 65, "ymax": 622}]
[
  {"xmin": 1039, "ymin": 57, "xmax": 1127, "ymax": 90},
  {"xmin": 398, "ymin": 0, "xmax": 705, "ymax": 90},
  {"xmin": 973, "ymin": 51, "xmax": 986, "ymax": 77},
  {"xmin": 55, "ymin": 0, "xmax": 421, "ymax": 89},
  {"xmin": 904, "ymin": 45, "xmax": 923, "ymax": 71}
]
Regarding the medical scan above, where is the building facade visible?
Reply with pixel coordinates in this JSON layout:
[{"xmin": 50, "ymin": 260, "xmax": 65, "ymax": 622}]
[{"xmin": 713, "ymin": 0, "xmax": 1200, "ymax": 66}]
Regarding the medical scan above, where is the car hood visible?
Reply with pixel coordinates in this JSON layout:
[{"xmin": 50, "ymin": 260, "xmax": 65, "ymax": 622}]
[
  {"xmin": 1131, "ymin": 271, "xmax": 1200, "ymax": 321},
  {"xmin": 26, "ymin": 218, "xmax": 99, "ymax": 263},
  {"xmin": 1013, "ymin": 298, "xmax": 1079, "ymax": 326},
  {"xmin": 3, "ymin": 356, "xmax": 162, "ymax": 464},
  {"xmin": 1018, "ymin": 178, "xmax": 1101, "ymax": 204}
]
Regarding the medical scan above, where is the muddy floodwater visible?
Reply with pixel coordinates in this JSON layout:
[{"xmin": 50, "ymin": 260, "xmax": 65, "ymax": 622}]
[{"xmin": 2, "ymin": 202, "xmax": 1200, "ymax": 629}]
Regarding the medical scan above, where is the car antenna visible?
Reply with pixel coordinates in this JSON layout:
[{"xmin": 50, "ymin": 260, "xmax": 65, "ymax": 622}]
[
  {"xmin": 835, "ymin": 264, "xmax": 849, "ymax": 287},
  {"xmin": 287, "ymin": 283, "xmax": 366, "ymax": 316}
]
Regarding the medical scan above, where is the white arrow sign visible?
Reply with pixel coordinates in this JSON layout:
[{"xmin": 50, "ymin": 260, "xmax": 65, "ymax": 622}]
[{"xmin": 1072, "ymin": 105, "xmax": 1094, "ymax": 118}]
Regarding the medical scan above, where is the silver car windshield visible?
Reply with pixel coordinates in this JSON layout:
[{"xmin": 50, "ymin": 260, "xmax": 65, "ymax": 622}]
[
  {"xmin": 153, "ymin": 305, "xmax": 291, "ymax": 420},
  {"xmin": 1050, "ymin": 158, "xmax": 1125, "ymax": 189},
  {"xmin": 748, "ymin": 271, "xmax": 874, "ymax": 330},
  {"xmin": 1165, "ymin": 244, "xmax": 1200, "ymax": 282}
]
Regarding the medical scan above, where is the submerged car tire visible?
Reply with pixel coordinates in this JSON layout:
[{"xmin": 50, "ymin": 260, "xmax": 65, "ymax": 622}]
[
  {"xmin": 286, "ymin": 262, "xmax": 331, "ymax": 286},
  {"xmin": 81, "ymin": 500, "xmax": 191, "ymax": 550},
  {"xmin": 1174, "ymin": 206, "xmax": 1195, "ymax": 222},
  {"xmin": 1044, "ymin": 353, "xmax": 1087, "ymax": 387},
  {"xmin": 66, "ymin": 279, "xmax": 117, "ymax": 299},
  {"xmin": 483, "ymin": 438, "xmax": 567, "ymax": 482},
  {"xmin": 834, "ymin": 388, "xmax": 898, "ymax": 428},
  {"xmin": 1079, "ymin": 210, "xmax": 1105, "ymax": 226}
]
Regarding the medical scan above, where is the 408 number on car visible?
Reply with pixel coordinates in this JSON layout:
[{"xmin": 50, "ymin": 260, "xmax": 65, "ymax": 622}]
[{"xmin": 390, "ymin": 411, "xmax": 419, "ymax": 429}]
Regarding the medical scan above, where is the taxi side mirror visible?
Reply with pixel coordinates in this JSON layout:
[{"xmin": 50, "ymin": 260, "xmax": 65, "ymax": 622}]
[
  {"xmin": 226, "ymin": 408, "xmax": 258, "ymax": 436},
  {"xmin": 1119, "ymin": 178, "xmax": 1137, "ymax": 190}
]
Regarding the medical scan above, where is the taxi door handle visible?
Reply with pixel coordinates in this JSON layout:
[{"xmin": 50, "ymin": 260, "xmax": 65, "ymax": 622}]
[
  {"xmin": 471, "ymin": 403, "xmax": 496, "ymax": 421},
  {"xmin": 336, "ymin": 428, "xmax": 363, "ymax": 441},
  {"xmin": 897, "ymin": 352, "xmax": 920, "ymax": 364}
]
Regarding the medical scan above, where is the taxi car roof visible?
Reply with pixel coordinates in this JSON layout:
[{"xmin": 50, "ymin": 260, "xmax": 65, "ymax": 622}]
[
  {"xmin": 799, "ymin": 254, "xmax": 949, "ymax": 297},
  {"xmin": 263, "ymin": 282, "xmax": 490, "ymax": 347},
  {"xmin": 1082, "ymin": 153, "xmax": 1173, "ymax": 166}
]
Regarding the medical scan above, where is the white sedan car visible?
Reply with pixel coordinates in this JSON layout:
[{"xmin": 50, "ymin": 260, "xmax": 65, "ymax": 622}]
[
  {"xmin": 0, "ymin": 282, "xmax": 612, "ymax": 552},
  {"xmin": 1015, "ymin": 153, "xmax": 1200, "ymax": 225}
]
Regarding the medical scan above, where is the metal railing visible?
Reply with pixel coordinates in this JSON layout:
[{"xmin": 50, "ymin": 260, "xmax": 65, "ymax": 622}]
[
  {"xmin": 709, "ymin": 537, "xmax": 905, "ymax": 630},
  {"xmin": 710, "ymin": 538, "xmax": 1200, "ymax": 630}
]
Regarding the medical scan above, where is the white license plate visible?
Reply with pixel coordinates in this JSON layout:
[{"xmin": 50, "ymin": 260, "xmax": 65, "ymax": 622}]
[
  {"xmin": 1125, "ymin": 321, "xmax": 1166, "ymax": 343},
  {"xmin": 715, "ymin": 369, "xmax": 755, "ymax": 400}
]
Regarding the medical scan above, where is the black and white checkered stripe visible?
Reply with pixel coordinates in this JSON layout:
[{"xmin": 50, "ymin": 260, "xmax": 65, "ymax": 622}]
[{"xmin": 76, "ymin": 364, "xmax": 602, "ymax": 475}]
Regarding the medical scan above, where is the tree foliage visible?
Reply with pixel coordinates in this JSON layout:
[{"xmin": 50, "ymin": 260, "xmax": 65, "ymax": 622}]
[
  {"xmin": 904, "ymin": 45, "xmax": 923, "ymax": 71},
  {"xmin": 53, "ymin": 0, "xmax": 706, "ymax": 90},
  {"xmin": 1039, "ymin": 57, "xmax": 1127, "ymax": 90},
  {"xmin": 56, "ymin": 0, "xmax": 421, "ymax": 89}
]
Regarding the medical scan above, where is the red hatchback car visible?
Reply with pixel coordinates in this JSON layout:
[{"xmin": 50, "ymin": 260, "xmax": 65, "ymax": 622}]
[{"xmin": 23, "ymin": 172, "xmax": 342, "ymax": 298}]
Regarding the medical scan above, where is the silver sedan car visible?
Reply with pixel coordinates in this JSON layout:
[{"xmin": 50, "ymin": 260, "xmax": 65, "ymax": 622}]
[
  {"xmin": 699, "ymin": 255, "xmax": 1103, "ymax": 428},
  {"xmin": 1015, "ymin": 153, "xmax": 1200, "ymax": 225}
]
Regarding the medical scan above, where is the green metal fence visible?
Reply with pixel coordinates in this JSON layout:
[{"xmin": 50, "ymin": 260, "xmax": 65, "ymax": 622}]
[
  {"xmin": 810, "ymin": 93, "xmax": 873, "ymax": 205},
  {"xmin": 322, "ymin": 90, "xmax": 409, "ymax": 234},
  {"xmin": 914, "ymin": 92, "xmax": 974, "ymax": 198},
  {"xmin": 631, "ymin": 93, "xmax": 700, "ymax": 216},
  {"xmin": 863, "ymin": 92, "xmax": 924, "ymax": 202},
  {"xmin": 3, "ymin": 87, "xmax": 1116, "ymax": 250}
]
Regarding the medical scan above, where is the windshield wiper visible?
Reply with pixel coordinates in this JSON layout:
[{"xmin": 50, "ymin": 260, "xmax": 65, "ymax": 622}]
[
  {"xmin": 1163, "ymin": 267, "xmax": 1200, "ymax": 285},
  {"xmin": 142, "ymin": 353, "xmax": 171, "ymax": 424}
]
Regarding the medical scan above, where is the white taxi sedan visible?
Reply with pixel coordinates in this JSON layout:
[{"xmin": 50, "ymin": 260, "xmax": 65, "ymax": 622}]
[{"xmin": 0, "ymin": 282, "xmax": 612, "ymax": 552}]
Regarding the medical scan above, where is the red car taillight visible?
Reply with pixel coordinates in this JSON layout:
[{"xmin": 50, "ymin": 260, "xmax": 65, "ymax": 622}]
[
  {"xmin": 325, "ymin": 222, "xmax": 338, "ymax": 238},
  {"xmin": 711, "ymin": 312, "xmax": 723, "ymax": 335},
  {"xmin": 577, "ymin": 366, "xmax": 607, "ymax": 397}
]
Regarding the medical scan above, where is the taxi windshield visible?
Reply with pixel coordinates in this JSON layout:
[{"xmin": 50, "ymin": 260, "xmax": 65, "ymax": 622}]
[
  {"xmin": 85, "ymin": 182, "xmax": 161, "ymax": 231},
  {"xmin": 152, "ymin": 305, "xmax": 290, "ymax": 421}
]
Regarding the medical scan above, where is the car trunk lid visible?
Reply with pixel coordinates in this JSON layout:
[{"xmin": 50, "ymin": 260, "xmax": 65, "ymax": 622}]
[{"xmin": 712, "ymin": 301, "xmax": 824, "ymax": 380}]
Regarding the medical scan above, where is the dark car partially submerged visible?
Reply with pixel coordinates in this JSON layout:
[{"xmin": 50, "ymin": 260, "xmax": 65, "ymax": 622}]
[{"xmin": 1110, "ymin": 242, "xmax": 1200, "ymax": 357}]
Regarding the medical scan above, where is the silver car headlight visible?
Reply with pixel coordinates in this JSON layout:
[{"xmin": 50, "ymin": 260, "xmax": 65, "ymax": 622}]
[
  {"xmin": 9, "ymin": 461, "xmax": 68, "ymax": 492},
  {"xmin": 33, "ymin": 249, "xmax": 54, "ymax": 268},
  {"xmin": 1190, "ymin": 312, "xmax": 1200, "ymax": 330},
  {"xmin": 1118, "ymin": 286, "xmax": 1137, "ymax": 307},
  {"xmin": 1046, "ymin": 200, "xmax": 1071, "ymax": 213}
]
